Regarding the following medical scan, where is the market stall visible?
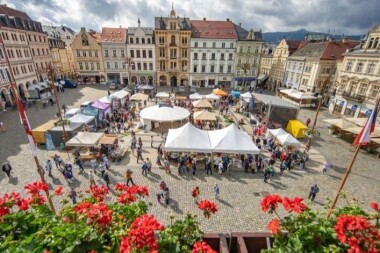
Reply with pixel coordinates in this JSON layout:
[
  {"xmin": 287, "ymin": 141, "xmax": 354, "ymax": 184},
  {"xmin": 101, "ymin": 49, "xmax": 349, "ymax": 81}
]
[
  {"xmin": 66, "ymin": 132, "xmax": 104, "ymax": 147},
  {"xmin": 189, "ymin": 93, "xmax": 203, "ymax": 100},
  {"xmin": 155, "ymin": 92, "xmax": 170, "ymax": 99},
  {"xmin": 267, "ymin": 128, "xmax": 289, "ymax": 138},
  {"xmin": 279, "ymin": 89, "xmax": 317, "ymax": 108},
  {"xmin": 92, "ymin": 100, "xmax": 112, "ymax": 119},
  {"xmin": 276, "ymin": 133, "xmax": 301, "ymax": 150},
  {"xmin": 32, "ymin": 120, "xmax": 57, "ymax": 144},
  {"xmin": 110, "ymin": 90, "xmax": 130, "ymax": 107},
  {"xmin": 48, "ymin": 123, "xmax": 83, "ymax": 147},
  {"xmin": 130, "ymin": 93, "xmax": 149, "ymax": 101},
  {"xmin": 193, "ymin": 110, "xmax": 217, "ymax": 121},
  {"xmin": 286, "ymin": 120, "xmax": 308, "ymax": 138},
  {"xmin": 68, "ymin": 113, "xmax": 97, "ymax": 128},
  {"xmin": 192, "ymin": 99, "xmax": 213, "ymax": 109},
  {"xmin": 213, "ymin": 88, "xmax": 228, "ymax": 97},
  {"xmin": 205, "ymin": 93, "xmax": 220, "ymax": 100}
]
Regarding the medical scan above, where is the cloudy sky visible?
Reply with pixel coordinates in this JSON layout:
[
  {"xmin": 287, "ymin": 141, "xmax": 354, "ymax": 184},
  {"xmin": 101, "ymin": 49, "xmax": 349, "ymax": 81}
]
[{"xmin": 2, "ymin": 0, "xmax": 380, "ymax": 35}]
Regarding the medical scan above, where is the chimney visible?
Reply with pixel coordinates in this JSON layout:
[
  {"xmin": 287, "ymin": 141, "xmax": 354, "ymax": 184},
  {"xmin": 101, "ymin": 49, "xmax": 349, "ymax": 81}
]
[
  {"xmin": 226, "ymin": 18, "xmax": 230, "ymax": 22},
  {"xmin": 203, "ymin": 17, "xmax": 206, "ymax": 21},
  {"xmin": 239, "ymin": 23, "xmax": 241, "ymax": 27}
]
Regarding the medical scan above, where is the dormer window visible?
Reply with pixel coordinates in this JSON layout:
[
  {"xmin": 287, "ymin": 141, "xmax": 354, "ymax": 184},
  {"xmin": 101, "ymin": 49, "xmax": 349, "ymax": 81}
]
[{"xmin": 170, "ymin": 22, "xmax": 176, "ymax": 30}]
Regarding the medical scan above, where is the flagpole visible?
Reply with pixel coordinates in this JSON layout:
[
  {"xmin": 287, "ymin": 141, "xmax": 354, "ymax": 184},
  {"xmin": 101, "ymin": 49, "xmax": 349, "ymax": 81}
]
[
  {"xmin": 326, "ymin": 144, "xmax": 361, "ymax": 218},
  {"xmin": 4, "ymin": 52, "xmax": 56, "ymax": 214}
]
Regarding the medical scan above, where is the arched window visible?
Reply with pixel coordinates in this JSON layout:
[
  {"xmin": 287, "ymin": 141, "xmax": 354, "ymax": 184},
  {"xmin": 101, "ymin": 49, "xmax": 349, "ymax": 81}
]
[
  {"xmin": 142, "ymin": 38, "xmax": 145, "ymax": 44},
  {"xmin": 368, "ymin": 38, "xmax": 374, "ymax": 49},
  {"xmin": 147, "ymin": 38, "xmax": 151, "ymax": 44},
  {"xmin": 373, "ymin": 37, "xmax": 379, "ymax": 49},
  {"xmin": 171, "ymin": 35, "xmax": 175, "ymax": 45},
  {"xmin": 130, "ymin": 37, "xmax": 133, "ymax": 43}
]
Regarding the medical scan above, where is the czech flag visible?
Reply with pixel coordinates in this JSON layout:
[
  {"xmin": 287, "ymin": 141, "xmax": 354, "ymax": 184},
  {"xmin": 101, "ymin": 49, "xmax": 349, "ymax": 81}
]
[{"xmin": 354, "ymin": 97, "xmax": 380, "ymax": 146}]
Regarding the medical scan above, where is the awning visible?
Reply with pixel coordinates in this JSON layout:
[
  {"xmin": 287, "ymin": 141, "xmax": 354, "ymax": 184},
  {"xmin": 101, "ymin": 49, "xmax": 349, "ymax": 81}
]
[
  {"xmin": 360, "ymin": 108, "xmax": 373, "ymax": 116},
  {"xmin": 335, "ymin": 99, "xmax": 345, "ymax": 107},
  {"xmin": 257, "ymin": 75, "xmax": 268, "ymax": 81},
  {"xmin": 346, "ymin": 104, "xmax": 358, "ymax": 110},
  {"xmin": 130, "ymin": 93, "xmax": 149, "ymax": 101},
  {"xmin": 98, "ymin": 136, "xmax": 118, "ymax": 145}
]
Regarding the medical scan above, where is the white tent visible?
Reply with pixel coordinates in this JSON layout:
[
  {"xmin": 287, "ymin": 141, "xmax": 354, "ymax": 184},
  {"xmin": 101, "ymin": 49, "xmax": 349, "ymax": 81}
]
[
  {"xmin": 241, "ymin": 92, "xmax": 252, "ymax": 99},
  {"xmin": 267, "ymin": 128, "xmax": 289, "ymax": 137},
  {"xmin": 98, "ymin": 96, "xmax": 113, "ymax": 104},
  {"xmin": 192, "ymin": 99, "xmax": 213, "ymax": 109},
  {"xmin": 155, "ymin": 92, "xmax": 170, "ymax": 98},
  {"xmin": 66, "ymin": 132, "xmax": 104, "ymax": 147},
  {"xmin": 189, "ymin": 92, "xmax": 203, "ymax": 100},
  {"xmin": 209, "ymin": 124, "xmax": 260, "ymax": 154},
  {"xmin": 130, "ymin": 93, "xmax": 149, "ymax": 101},
  {"xmin": 165, "ymin": 123, "xmax": 211, "ymax": 152},
  {"xmin": 140, "ymin": 104, "xmax": 190, "ymax": 122},
  {"xmin": 111, "ymin": 90, "xmax": 129, "ymax": 99},
  {"xmin": 205, "ymin": 93, "xmax": 220, "ymax": 100},
  {"xmin": 276, "ymin": 134, "xmax": 301, "ymax": 149},
  {"xmin": 164, "ymin": 123, "xmax": 259, "ymax": 154},
  {"xmin": 68, "ymin": 113, "xmax": 95, "ymax": 125}
]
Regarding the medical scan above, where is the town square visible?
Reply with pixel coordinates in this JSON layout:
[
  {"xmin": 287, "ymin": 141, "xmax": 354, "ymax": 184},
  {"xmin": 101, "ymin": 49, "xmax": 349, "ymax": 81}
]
[{"xmin": 0, "ymin": 1, "xmax": 380, "ymax": 252}]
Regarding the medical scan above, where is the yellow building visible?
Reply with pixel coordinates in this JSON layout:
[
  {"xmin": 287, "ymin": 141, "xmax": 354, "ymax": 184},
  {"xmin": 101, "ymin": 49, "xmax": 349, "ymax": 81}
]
[
  {"xmin": 71, "ymin": 27, "xmax": 105, "ymax": 84},
  {"xmin": 154, "ymin": 6, "xmax": 191, "ymax": 86},
  {"xmin": 48, "ymin": 37, "xmax": 71, "ymax": 78}
]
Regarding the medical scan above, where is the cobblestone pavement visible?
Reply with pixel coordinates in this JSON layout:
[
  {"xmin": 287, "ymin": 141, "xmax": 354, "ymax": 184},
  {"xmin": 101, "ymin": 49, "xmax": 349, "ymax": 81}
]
[{"xmin": 0, "ymin": 84, "xmax": 379, "ymax": 233}]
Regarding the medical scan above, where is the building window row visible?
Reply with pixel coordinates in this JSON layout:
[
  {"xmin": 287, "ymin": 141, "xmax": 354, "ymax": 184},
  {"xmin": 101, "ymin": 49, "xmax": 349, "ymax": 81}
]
[
  {"xmin": 130, "ymin": 62, "xmax": 154, "ymax": 71},
  {"xmin": 129, "ymin": 49, "xmax": 153, "ymax": 59},
  {"xmin": 104, "ymin": 49, "xmax": 125, "ymax": 58},
  {"xmin": 345, "ymin": 60, "xmax": 379, "ymax": 75},
  {"xmin": 30, "ymin": 48, "xmax": 49, "ymax": 57},
  {"xmin": 78, "ymin": 62, "xmax": 101, "ymax": 71},
  {"xmin": 12, "ymin": 63, "xmax": 34, "ymax": 76},
  {"xmin": 129, "ymin": 37, "xmax": 152, "ymax": 44},
  {"xmin": 192, "ymin": 64, "xmax": 232, "ymax": 73},
  {"xmin": 193, "ymin": 52, "xmax": 233, "ymax": 61},
  {"xmin": 76, "ymin": 50, "xmax": 99, "ymax": 58},
  {"xmin": 193, "ymin": 42, "xmax": 234, "ymax": 49}
]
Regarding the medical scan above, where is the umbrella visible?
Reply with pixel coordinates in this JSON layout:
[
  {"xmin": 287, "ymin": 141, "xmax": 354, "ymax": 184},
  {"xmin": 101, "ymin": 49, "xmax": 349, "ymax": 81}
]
[
  {"xmin": 130, "ymin": 93, "xmax": 149, "ymax": 101},
  {"xmin": 193, "ymin": 110, "xmax": 217, "ymax": 121},
  {"xmin": 192, "ymin": 99, "xmax": 213, "ymax": 109},
  {"xmin": 213, "ymin": 88, "xmax": 227, "ymax": 96}
]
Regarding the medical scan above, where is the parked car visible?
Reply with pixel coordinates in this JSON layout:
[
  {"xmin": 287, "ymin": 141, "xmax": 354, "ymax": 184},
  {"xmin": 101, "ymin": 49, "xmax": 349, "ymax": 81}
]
[
  {"xmin": 64, "ymin": 108, "xmax": 81, "ymax": 119},
  {"xmin": 107, "ymin": 80, "xmax": 120, "ymax": 90},
  {"xmin": 57, "ymin": 79, "xmax": 78, "ymax": 88}
]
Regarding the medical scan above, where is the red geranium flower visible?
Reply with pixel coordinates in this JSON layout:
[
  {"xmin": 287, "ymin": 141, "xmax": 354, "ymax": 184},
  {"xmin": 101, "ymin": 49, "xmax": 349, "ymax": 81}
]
[
  {"xmin": 24, "ymin": 182, "xmax": 49, "ymax": 195},
  {"xmin": 73, "ymin": 202, "xmax": 112, "ymax": 228},
  {"xmin": 282, "ymin": 197, "xmax": 308, "ymax": 214},
  {"xmin": 198, "ymin": 200, "xmax": 218, "ymax": 219},
  {"xmin": 335, "ymin": 215, "xmax": 380, "ymax": 252},
  {"xmin": 267, "ymin": 218, "xmax": 281, "ymax": 234},
  {"xmin": 370, "ymin": 202, "xmax": 379, "ymax": 211},
  {"xmin": 87, "ymin": 185, "xmax": 109, "ymax": 202},
  {"xmin": 116, "ymin": 185, "xmax": 149, "ymax": 205},
  {"xmin": 261, "ymin": 195, "xmax": 282, "ymax": 213},
  {"xmin": 114, "ymin": 183, "xmax": 129, "ymax": 192},
  {"xmin": 53, "ymin": 186, "xmax": 64, "ymax": 196},
  {"xmin": 27, "ymin": 193, "xmax": 46, "ymax": 206},
  {"xmin": 192, "ymin": 241, "xmax": 217, "ymax": 253}
]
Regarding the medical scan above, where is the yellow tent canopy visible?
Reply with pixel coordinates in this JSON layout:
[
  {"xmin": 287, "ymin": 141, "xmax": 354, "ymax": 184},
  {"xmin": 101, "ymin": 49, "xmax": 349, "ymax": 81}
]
[{"xmin": 286, "ymin": 120, "xmax": 308, "ymax": 138}]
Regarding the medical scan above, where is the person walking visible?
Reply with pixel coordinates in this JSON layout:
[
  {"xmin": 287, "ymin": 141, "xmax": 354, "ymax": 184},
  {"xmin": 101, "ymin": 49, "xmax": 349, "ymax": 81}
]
[
  {"xmin": 75, "ymin": 157, "xmax": 85, "ymax": 172},
  {"xmin": 53, "ymin": 154, "xmax": 63, "ymax": 171},
  {"xmin": 69, "ymin": 188, "xmax": 77, "ymax": 204},
  {"xmin": 90, "ymin": 158, "xmax": 97, "ymax": 173},
  {"xmin": 218, "ymin": 162, "xmax": 223, "ymax": 175},
  {"xmin": 205, "ymin": 157, "xmax": 212, "ymax": 175},
  {"xmin": 150, "ymin": 135, "xmax": 154, "ymax": 148},
  {"xmin": 136, "ymin": 147, "xmax": 143, "ymax": 163},
  {"xmin": 263, "ymin": 168, "xmax": 271, "ymax": 183},
  {"xmin": 99, "ymin": 162, "xmax": 106, "ymax": 177},
  {"xmin": 141, "ymin": 161, "xmax": 148, "ymax": 176},
  {"xmin": 156, "ymin": 152, "xmax": 162, "ymax": 167},
  {"xmin": 89, "ymin": 170, "xmax": 96, "ymax": 187},
  {"xmin": 126, "ymin": 169, "xmax": 135, "ymax": 186},
  {"xmin": 322, "ymin": 160, "xmax": 330, "ymax": 174},
  {"xmin": 163, "ymin": 187, "xmax": 170, "ymax": 206},
  {"xmin": 192, "ymin": 157, "xmax": 197, "ymax": 175},
  {"xmin": 2, "ymin": 161, "xmax": 13, "ymax": 179},
  {"xmin": 103, "ymin": 170, "xmax": 110, "ymax": 188},
  {"xmin": 45, "ymin": 160, "xmax": 53, "ymax": 177},
  {"xmin": 146, "ymin": 158, "xmax": 152, "ymax": 173},
  {"xmin": 213, "ymin": 183, "xmax": 220, "ymax": 199},
  {"xmin": 227, "ymin": 160, "xmax": 233, "ymax": 176},
  {"xmin": 299, "ymin": 156, "xmax": 306, "ymax": 170},
  {"xmin": 308, "ymin": 184, "xmax": 319, "ymax": 201},
  {"xmin": 163, "ymin": 159, "xmax": 171, "ymax": 174},
  {"xmin": 138, "ymin": 137, "xmax": 143, "ymax": 149},
  {"xmin": 192, "ymin": 186, "xmax": 200, "ymax": 204}
]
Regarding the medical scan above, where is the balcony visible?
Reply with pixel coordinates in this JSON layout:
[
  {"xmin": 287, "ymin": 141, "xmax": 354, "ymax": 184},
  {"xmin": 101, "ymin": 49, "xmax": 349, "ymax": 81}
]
[
  {"xmin": 342, "ymin": 91, "xmax": 365, "ymax": 103},
  {"xmin": 169, "ymin": 43, "xmax": 177, "ymax": 47}
]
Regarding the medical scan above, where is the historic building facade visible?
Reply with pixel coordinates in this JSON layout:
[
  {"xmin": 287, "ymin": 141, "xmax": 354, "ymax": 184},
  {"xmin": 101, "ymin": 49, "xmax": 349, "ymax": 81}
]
[
  {"xmin": 234, "ymin": 25, "xmax": 264, "ymax": 89},
  {"xmin": 71, "ymin": 27, "xmax": 105, "ymax": 84},
  {"xmin": 331, "ymin": 25, "xmax": 380, "ymax": 118},
  {"xmin": 0, "ymin": 5, "xmax": 46, "ymax": 98},
  {"xmin": 0, "ymin": 36, "xmax": 11, "ymax": 109},
  {"xmin": 154, "ymin": 6, "xmax": 191, "ymax": 86},
  {"xmin": 47, "ymin": 35, "xmax": 71, "ymax": 79},
  {"xmin": 100, "ymin": 27, "xmax": 127, "ymax": 83},
  {"xmin": 190, "ymin": 19, "xmax": 237, "ymax": 88},
  {"xmin": 127, "ymin": 19, "xmax": 155, "ymax": 85}
]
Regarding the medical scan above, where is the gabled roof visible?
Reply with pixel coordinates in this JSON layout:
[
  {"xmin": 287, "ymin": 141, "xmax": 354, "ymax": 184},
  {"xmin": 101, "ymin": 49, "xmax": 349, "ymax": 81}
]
[
  {"xmin": 127, "ymin": 27, "xmax": 154, "ymax": 35},
  {"xmin": 233, "ymin": 23, "xmax": 263, "ymax": 41},
  {"xmin": 100, "ymin": 27, "xmax": 127, "ymax": 43},
  {"xmin": 286, "ymin": 40, "xmax": 303, "ymax": 55},
  {"xmin": 190, "ymin": 20, "xmax": 238, "ymax": 39},
  {"xmin": 154, "ymin": 16, "xmax": 191, "ymax": 30},
  {"xmin": 89, "ymin": 32, "xmax": 102, "ymax": 42},
  {"xmin": 0, "ymin": 4, "xmax": 30, "ymax": 19}
]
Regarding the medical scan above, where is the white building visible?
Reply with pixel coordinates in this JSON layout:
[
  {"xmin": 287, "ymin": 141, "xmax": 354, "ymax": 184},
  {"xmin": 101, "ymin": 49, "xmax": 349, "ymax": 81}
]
[
  {"xmin": 100, "ymin": 27, "xmax": 128, "ymax": 84},
  {"xmin": 127, "ymin": 19, "xmax": 155, "ymax": 85},
  {"xmin": 189, "ymin": 19, "xmax": 237, "ymax": 88}
]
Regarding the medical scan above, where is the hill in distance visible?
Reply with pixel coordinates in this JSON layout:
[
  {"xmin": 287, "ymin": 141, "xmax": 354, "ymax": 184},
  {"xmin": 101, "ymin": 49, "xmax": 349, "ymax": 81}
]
[{"xmin": 263, "ymin": 28, "xmax": 363, "ymax": 43}]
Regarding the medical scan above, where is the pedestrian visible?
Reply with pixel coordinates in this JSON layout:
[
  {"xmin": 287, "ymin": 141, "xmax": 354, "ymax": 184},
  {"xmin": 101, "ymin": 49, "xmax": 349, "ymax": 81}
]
[
  {"xmin": 150, "ymin": 135, "xmax": 154, "ymax": 148},
  {"xmin": 263, "ymin": 168, "xmax": 271, "ymax": 183},
  {"xmin": 138, "ymin": 137, "xmax": 142, "ymax": 149},
  {"xmin": 126, "ymin": 169, "xmax": 135, "ymax": 186},
  {"xmin": 75, "ymin": 157, "xmax": 84, "ymax": 172},
  {"xmin": 205, "ymin": 157, "xmax": 212, "ymax": 175},
  {"xmin": 45, "ymin": 159, "xmax": 53, "ymax": 177},
  {"xmin": 103, "ymin": 170, "xmax": 110, "ymax": 188},
  {"xmin": 142, "ymin": 161, "xmax": 148, "ymax": 176},
  {"xmin": 89, "ymin": 170, "xmax": 96, "ymax": 187},
  {"xmin": 146, "ymin": 158, "xmax": 152, "ymax": 173},
  {"xmin": 305, "ymin": 117, "xmax": 311, "ymax": 127},
  {"xmin": 68, "ymin": 188, "xmax": 77, "ymax": 204},
  {"xmin": 192, "ymin": 157, "xmax": 197, "ymax": 175},
  {"xmin": 156, "ymin": 152, "xmax": 162, "ymax": 166},
  {"xmin": 136, "ymin": 147, "xmax": 143, "ymax": 163},
  {"xmin": 213, "ymin": 183, "xmax": 220, "ymax": 199},
  {"xmin": 62, "ymin": 104, "xmax": 67, "ymax": 114},
  {"xmin": 103, "ymin": 155, "xmax": 110, "ymax": 170},
  {"xmin": 227, "ymin": 160, "xmax": 233, "ymax": 176},
  {"xmin": 280, "ymin": 160, "xmax": 287, "ymax": 173},
  {"xmin": 308, "ymin": 184, "xmax": 319, "ymax": 201},
  {"xmin": 90, "ymin": 158, "xmax": 97, "ymax": 173},
  {"xmin": 53, "ymin": 154, "xmax": 63, "ymax": 170},
  {"xmin": 322, "ymin": 160, "xmax": 330, "ymax": 174},
  {"xmin": 299, "ymin": 156, "xmax": 306, "ymax": 170},
  {"xmin": 192, "ymin": 186, "xmax": 200, "ymax": 204},
  {"xmin": 2, "ymin": 161, "xmax": 13, "ymax": 179},
  {"xmin": 163, "ymin": 187, "xmax": 170, "ymax": 205},
  {"xmin": 218, "ymin": 162, "xmax": 223, "ymax": 175},
  {"xmin": 99, "ymin": 162, "xmax": 106, "ymax": 177},
  {"xmin": 163, "ymin": 159, "xmax": 171, "ymax": 174}
]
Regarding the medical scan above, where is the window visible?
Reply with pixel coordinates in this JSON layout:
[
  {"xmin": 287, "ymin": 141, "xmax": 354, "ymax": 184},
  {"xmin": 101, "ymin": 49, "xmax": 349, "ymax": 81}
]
[
  {"xmin": 228, "ymin": 53, "xmax": 233, "ymax": 60},
  {"xmin": 143, "ymin": 63, "xmax": 147, "ymax": 70},
  {"xmin": 345, "ymin": 61, "xmax": 353, "ymax": 72},
  {"xmin": 370, "ymin": 85, "xmax": 379, "ymax": 98},
  {"xmin": 170, "ymin": 35, "xmax": 175, "ymax": 45},
  {"xmin": 194, "ymin": 53, "xmax": 198, "ymax": 60},
  {"xmin": 219, "ymin": 65, "xmax": 224, "ymax": 73},
  {"xmin": 79, "ymin": 62, "xmax": 83, "ymax": 70},
  {"xmin": 114, "ymin": 62, "xmax": 118, "ymax": 69},
  {"xmin": 159, "ymin": 36, "xmax": 164, "ymax": 44},
  {"xmin": 136, "ymin": 38, "xmax": 139, "ymax": 44},
  {"xmin": 212, "ymin": 42, "xmax": 216, "ymax": 48},
  {"xmin": 106, "ymin": 62, "xmax": 110, "ymax": 69},
  {"xmin": 194, "ymin": 42, "xmax": 198, "ymax": 48},
  {"xmin": 220, "ymin": 53, "xmax": 225, "ymax": 60},
  {"xmin": 130, "ymin": 37, "xmax": 133, "ymax": 43},
  {"xmin": 148, "ymin": 50, "xmax": 152, "ymax": 58},
  {"xmin": 227, "ymin": 65, "xmax": 232, "ymax": 73},
  {"xmin": 136, "ymin": 50, "xmax": 140, "ymax": 58},
  {"xmin": 90, "ymin": 62, "xmax": 94, "ymax": 70},
  {"xmin": 113, "ymin": 50, "xmax": 117, "ymax": 57},
  {"xmin": 193, "ymin": 65, "xmax": 197, "ymax": 73},
  {"xmin": 358, "ymin": 83, "xmax": 368, "ymax": 95},
  {"xmin": 159, "ymin": 48, "xmax": 165, "ymax": 57},
  {"xmin": 85, "ymin": 62, "xmax": 89, "ymax": 70},
  {"xmin": 170, "ymin": 49, "xmax": 177, "ymax": 58},
  {"xmin": 355, "ymin": 62, "xmax": 364, "ymax": 73},
  {"xmin": 181, "ymin": 37, "xmax": 187, "ymax": 44},
  {"xmin": 366, "ymin": 62, "xmax": 376, "ymax": 74},
  {"xmin": 149, "ymin": 63, "xmax": 153, "ymax": 70},
  {"xmin": 97, "ymin": 63, "xmax": 100, "ymax": 70},
  {"xmin": 201, "ymin": 65, "xmax": 206, "ymax": 72},
  {"xmin": 83, "ymin": 51, "xmax": 86, "ymax": 57},
  {"xmin": 170, "ymin": 22, "xmax": 176, "ymax": 30},
  {"xmin": 182, "ymin": 61, "xmax": 187, "ymax": 71},
  {"xmin": 222, "ymin": 43, "xmax": 225, "ymax": 48},
  {"xmin": 239, "ymin": 46, "xmax": 243, "ymax": 53},
  {"xmin": 105, "ymin": 49, "xmax": 109, "ymax": 57},
  {"xmin": 247, "ymin": 46, "xmax": 251, "ymax": 53},
  {"xmin": 142, "ymin": 50, "xmax": 146, "ymax": 58},
  {"xmin": 211, "ymin": 53, "xmax": 215, "ymax": 60},
  {"xmin": 202, "ymin": 53, "xmax": 206, "ymax": 60},
  {"xmin": 147, "ymin": 38, "xmax": 151, "ymax": 44},
  {"xmin": 210, "ymin": 65, "xmax": 215, "ymax": 73},
  {"xmin": 181, "ymin": 48, "xmax": 187, "ymax": 58},
  {"xmin": 137, "ymin": 63, "xmax": 141, "ymax": 70},
  {"xmin": 230, "ymin": 43, "xmax": 233, "ymax": 48},
  {"xmin": 170, "ymin": 62, "xmax": 177, "ymax": 70},
  {"xmin": 160, "ymin": 61, "xmax": 165, "ymax": 71},
  {"xmin": 121, "ymin": 50, "xmax": 125, "ymax": 57},
  {"xmin": 203, "ymin": 42, "xmax": 206, "ymax": 48},
  {"xmin": 142, "ymin": 38, "xmax": 145, "ymax": 44},
  {"xmin": 89, "ymin": 51, "xmax": 92, "ymax": 57}
]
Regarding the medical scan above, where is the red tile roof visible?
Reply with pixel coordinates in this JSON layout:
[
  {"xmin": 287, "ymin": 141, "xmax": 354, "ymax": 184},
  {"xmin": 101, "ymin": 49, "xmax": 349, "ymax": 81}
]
[
  {"xmin": 190, "ymin": 20, "xmax": 238, "ymax": 39},
  {"xmin": 321, "ymin": 41, "xmax": 359, "ymax": 60},
  {"xmin": 286, "ymin": 40, "xmax": 302, "ymax": 55},
  {"xmin": 89, "ymin": 32, "xmax": 102, "ymax": 42},
  {"xmin": 100, "ymin": 27, "xmax": 127, "ymax": 43},
  {"xmin": 0, "ymin": 4, "xmax": 30, "ymax": 19}
]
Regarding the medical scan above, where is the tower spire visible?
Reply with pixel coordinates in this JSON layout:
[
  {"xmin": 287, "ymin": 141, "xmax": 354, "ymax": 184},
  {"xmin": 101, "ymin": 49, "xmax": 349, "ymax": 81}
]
[{"xmin": 138, "ymin": 17, "xmax": 140, "ymax": 27}]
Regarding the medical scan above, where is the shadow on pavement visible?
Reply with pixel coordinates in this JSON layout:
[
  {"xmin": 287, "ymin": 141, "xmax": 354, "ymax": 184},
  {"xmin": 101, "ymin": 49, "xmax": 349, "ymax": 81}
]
[
  {"xmin": 168, "ymin": 198, "xmax": 183, "ymax": 214},
  {"xmin": 218, "ymin": 198, "xmax": 233, "ymax": 208}
]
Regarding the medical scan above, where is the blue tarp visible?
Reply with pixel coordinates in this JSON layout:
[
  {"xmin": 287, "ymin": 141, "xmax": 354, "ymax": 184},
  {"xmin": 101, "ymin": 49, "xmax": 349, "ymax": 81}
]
[
  {"xmin": 231, "ymin": 91, "xmax": 241, "ymax": 98},
  {"xmin": 80, "ymin": 106, "xmax": 99, "ymax": 117}
]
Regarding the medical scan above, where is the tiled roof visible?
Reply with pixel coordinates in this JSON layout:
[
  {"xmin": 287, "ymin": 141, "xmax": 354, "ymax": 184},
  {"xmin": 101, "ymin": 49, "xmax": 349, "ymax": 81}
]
[
  {"xmin": 100, "ymin": 27, "xmax": 127, "ymax": 43},
  {"xmin": 127, "ymin": 27, "xmax": 154, "ymax": 35},
  {"xmin": 154, "ymin": 17, "xmax": 191, "ymax": 30},
  {"xmin": 0, "ymin": 4, "xmax": 30, "ymax": 19},
  {"xmin": 321, "ymin": 41, "xmax": 359, "ymax": 60},
  {"xmin": 89, "ymin": 32, "xmax": 102, "ymax": 42},
  {"xmin": 190, "ymin": 20, "xmax": 238, "ymax": 39},
  {"xmin": 233, "ymin": 23, "xmax": 263, "ymax": 41}
]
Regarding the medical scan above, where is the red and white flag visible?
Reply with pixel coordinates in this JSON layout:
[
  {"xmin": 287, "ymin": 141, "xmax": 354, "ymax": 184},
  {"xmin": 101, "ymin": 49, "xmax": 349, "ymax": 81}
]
[
  {"xmin": 354, "ymin": 97, "xmax": 380, "ymax": 146},
  {"xmin": 16, "ymin": 99, "xmax": 38, "ymax": 157}
]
